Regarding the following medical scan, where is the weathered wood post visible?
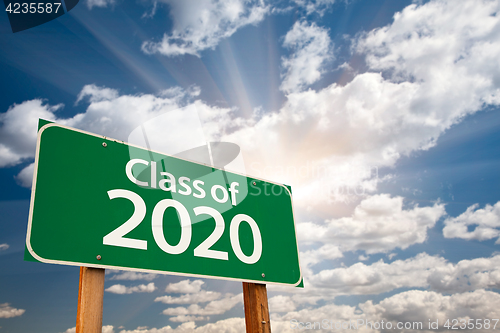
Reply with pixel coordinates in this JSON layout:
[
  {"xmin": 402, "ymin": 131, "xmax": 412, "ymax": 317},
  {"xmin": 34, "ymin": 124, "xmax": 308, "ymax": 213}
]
[
  {"xmin": 76, "ymin": 267, "xmax": 105, "ymax": 333},
  {"xmin": 243, "ymin": 282, "xmax": 271, "ymax": 333}
]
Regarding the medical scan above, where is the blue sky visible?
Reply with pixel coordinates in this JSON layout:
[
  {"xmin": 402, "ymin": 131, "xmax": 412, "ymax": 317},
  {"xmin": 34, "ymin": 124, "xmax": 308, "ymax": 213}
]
[{"xmin": 2, "ymin": 0, "xmax": 500, "ymax": 332}]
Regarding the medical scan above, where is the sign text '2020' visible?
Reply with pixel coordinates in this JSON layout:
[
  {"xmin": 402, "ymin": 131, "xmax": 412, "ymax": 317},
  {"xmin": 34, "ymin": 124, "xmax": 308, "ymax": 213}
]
[{"xmin": 103, "ymin": 160, "xmax": 262, "ymax": 265}]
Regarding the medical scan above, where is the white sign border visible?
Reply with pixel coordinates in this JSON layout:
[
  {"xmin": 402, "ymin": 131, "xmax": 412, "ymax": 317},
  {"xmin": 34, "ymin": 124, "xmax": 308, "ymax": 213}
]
[{"xmin": 26, "ymin": 121, "xmax": 303, "ymax": 287}]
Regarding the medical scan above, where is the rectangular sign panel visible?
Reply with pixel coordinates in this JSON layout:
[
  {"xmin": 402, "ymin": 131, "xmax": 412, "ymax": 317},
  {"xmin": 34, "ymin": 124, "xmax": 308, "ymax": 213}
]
[{"xmin": 26, "ymin": 122, "xmax": 302, "ymax": 286}]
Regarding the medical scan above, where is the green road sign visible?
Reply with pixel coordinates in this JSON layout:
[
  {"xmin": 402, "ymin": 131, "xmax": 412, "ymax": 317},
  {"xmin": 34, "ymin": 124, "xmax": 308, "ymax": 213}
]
[{"xmin": 26, "ymin": 121, "xmax": 302, "ymax": 286}]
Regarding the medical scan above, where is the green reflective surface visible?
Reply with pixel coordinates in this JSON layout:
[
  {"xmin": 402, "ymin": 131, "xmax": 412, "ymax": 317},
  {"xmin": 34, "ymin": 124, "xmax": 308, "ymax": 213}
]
[{"xmin": 26, "ymin": 122, "xmax": 302, "ymax": 286}]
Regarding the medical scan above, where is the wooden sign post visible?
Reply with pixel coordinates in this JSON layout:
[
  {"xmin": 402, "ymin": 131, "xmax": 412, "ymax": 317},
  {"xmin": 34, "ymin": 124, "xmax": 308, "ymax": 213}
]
[
  {"xmin": 243, "ymin": 282, "xmax": 271, "ymax": 333},
  {"xmin": 76, "ymin": 267, "xmax": 105, "ymax": 333},
  {"xmin": 74, "ymin": 271, "xmax": 271, "ymax": 333}
]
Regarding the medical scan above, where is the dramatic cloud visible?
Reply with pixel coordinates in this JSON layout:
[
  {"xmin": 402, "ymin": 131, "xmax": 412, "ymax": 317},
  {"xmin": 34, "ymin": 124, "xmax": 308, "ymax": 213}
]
[
  {"xmin": 280, "ymin": 21, "xmax": 333, "ymax": 93},
  {"xmin": 75, "ymin": 84, "xmax": 119, "ymax": 104},
  {"xmin": 0, "ymin": 99, "xmax": 60, "ymax": 167},
  {"xmin": 108, "ymin": 271, "xmax": 158, "ymax": 281},
  {"xmin": 299, "ymin": 244, "xmax": 343, "ymax": 277},
  {"xmin": 223, "ymin": 0, "xmax": 500, "ymax": 206},
  {"xmin": 7, "ymin": 0, "xmax": 500, "ymax": 205},
  {"xmin": 0, "ymin": 87, "xmax": 166, "ymax": 168},
  {"xmin": 169, "ymin": 315, "xmax": 209, "ymax": 323},
  {"xmin": 299, "ymin": 253, "xmax": 500, "ymax": 300},
  {"xmin": 117, "ymin": 323, "xmax": 196, "ymax": 333},
  {"xmin": 269, "ymin": 295, "xmax": 296, "ymax": 313},
  {"xmin": 162, "ymin": 293, "xmax": 243, "ymax": 322},
  {"xmin": 0, "ymin": 85, "xmax": 233, "ymax": 187},
  {"xmin": 271, "ymin": 302, "xmax": 368, "ymax": 333},
  {"xmin": 63, "ymin": 325, "xmax": 114, "ymax": 333},
  {"xmin": 155, "ymin": 291, "xmax": 221, "ymax": 304},
  {"xmin": 105, "ymin": 283, "xmax": 156, "ymax": 294},
  {"xmin": 64, "ymin": 85, "xmax": 214, "ymax": 143},
  {"xmin": 297, "ymin": 194, "xmax": 445, "ymax": 254},
  {"xmin": 292, "ymin": 0, "xmax": 336, "ymax": 15},
  {"xmin": 86, "ymin": 0, "xmax": 115, "ymax": 10},
  {"xmin": 0, "ymin": 243, "xmax": 9, "ymax": 251},
  {"xmin": 361, "ymin": 289, "xmax": 500, "ymax": 333},
  {"xmin": 0, "ymin": 303, "xmax": 25, "ymax": 318},
  {"xmin": 357, "ymin": 0, "xmax": 500, "ymax": 104},
  {"xmin": 443, "ymin": 201, "xmax": 500, "ymax": 242},
  {"xmin": 272, "ymin": 289, "xmax": 500, "ymax": 333},
  {"xmin": 119, "ymin": 318, "xmax": 245, "ymax": 333},
  {"xmin": 3, "ymin": 1, "xmax": 500, "ymax": 207},
  {"xmin": 156, "ymin": 279, "xmax": 230, "ymax": 320},
  {"xmin": 307, "ymin": 253, "xmax": 445, "ymax": 296},
  {"xmin": 188, "ymin": 318, "xmax": 245, "ymax": 333},
  {"xmin": 164, "ymin": 280, "xmax": 205, "ymax": 294},
  {"xmin": 141, "ymin": 0, "xmax": 268, "ymax": 56},
  {"xmin": 4, "ymin": 1, "xmax": 500, "ymax": 332},
  {"xmin": 427, "ymin": 255, "xmax": 500, "ymax": 293},
  {"xmin": 15, "ymin": 162, "xmax": 34, "ymax": 188}
]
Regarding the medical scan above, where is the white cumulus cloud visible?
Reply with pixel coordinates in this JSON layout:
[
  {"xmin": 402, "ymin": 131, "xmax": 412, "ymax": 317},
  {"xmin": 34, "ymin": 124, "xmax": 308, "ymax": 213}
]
[
  {"xmin": 161, "ymin": 293, "xmax": 243, "ymax": 318},
  {"xmin": 0, "ymin": 100, "xmax": 60, "ymax": 167},
  {"xmin": 223, "ymin": 0, "xmax": 500, "ymax": 207},
  {"xmin": 155, "ymin": 291, "xmax": 221, "ymax": 304},
  {"xmin": 272, "ymin": 289, "xmax": 500, "ymax": 333},
  {"xmin": 105, "ymin": 282, "xmax": 156, "ymax": 294},
  {"xmin": 141, "ymin": 0, "xmax": 268, "ymax": 57},
  {"xmin": 280, "ymin": 21, "xmax": 333, "ymax": 93},
  {"xmin": 108, "ymin": 271, "xmax": 158, "ymax": 281},
  {"xmin": 118, "ymin": 318, "xmax": 245, "ymax": 333},
  {"xmin": 361, "ymin": 289, "xmax": 500, "ymax": 333},
  {"xmin": 117, "ymin": 322, "xmax": 195, "ymax": 332},
  {"xmin": 307, "ymin": 252, "xmax": 445, "ymax": 296},
  {"xmin": 6, "ymin": 0, "xmax": 500, "ymax": 208},
  {"xmin": 15, "ymin": 162, "xmax": 34, "ymax": 188},
  {"xmin": 269, "ymin": 295, "xmax": 296, "ymax": 313},
  {"xmin": 168, "ymin": 315, "xmax": 209, "ymax": 323},
  {"xmin": 0, "ymin": 303, "xmax": 25, "ymax": 318},
  {"xmin": 427, "ymin": 255, "xmax": 500, "ymax": 293},
  {"xmin": 443, "ymin": 201, "xmax": 500, "ymax": 242},
  {"xmin": 63, "ymin": 325, "xmax": 114, "ymax": 333},
  {"xmin": 0, "ymin": 244, "xmax": 9, "ymax": 251},
  {"xmin": 86, "ymin": 0, "xmax": 114, "ymax": 10},
  {"xmin": 165, "ymin": 279, "xmax": 205, "ymax": 294},
  {"xmin": 299, "ymin": 244, "xmax": 343, "ymax": 277},
  {"xmin": 2, "ymin": 0, "xmax": 500, "ymax": 210},
  {"xmin": 156, "ymin": 279, "xmax": 232, "ymax": 320},
  {"xmin": 292, "ymin": 0, "xmax": 336, "ymax": 15},
  {"xmin": 75, "ymin": 84, "xmax": 119, "ymax": 104},
  {"xmin": 297, "ymin": 194, "xmax": 445, "ymax": 254},
  {"xmin": 289, "ymin": 253, "xmax": 500, "ymax": 302},
  {"xmin": 0, "ymin": 84, "xmax": 233, "ymax": 187}
]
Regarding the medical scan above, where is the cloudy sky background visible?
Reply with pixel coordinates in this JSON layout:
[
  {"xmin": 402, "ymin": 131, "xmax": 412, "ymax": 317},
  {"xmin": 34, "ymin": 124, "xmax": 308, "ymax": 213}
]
[{"xmin": 2, "ymin": 0, "xmax": 500, "ymax": 331}]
